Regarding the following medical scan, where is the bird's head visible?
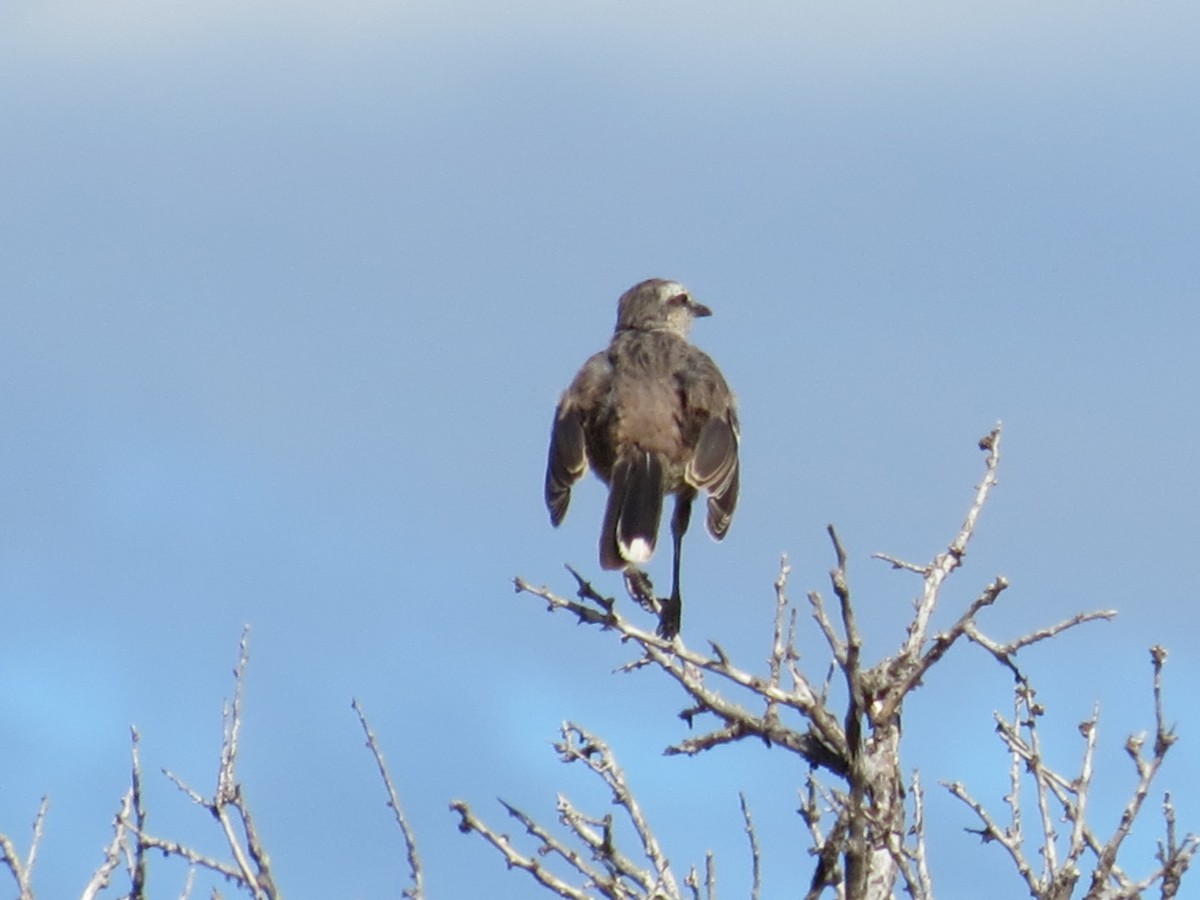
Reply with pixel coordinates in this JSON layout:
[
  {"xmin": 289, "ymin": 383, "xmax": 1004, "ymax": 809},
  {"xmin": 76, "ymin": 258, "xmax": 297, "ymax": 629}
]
[{"xmin": 615, "ymin": 278, "xmax": 712, "ymax": 338}]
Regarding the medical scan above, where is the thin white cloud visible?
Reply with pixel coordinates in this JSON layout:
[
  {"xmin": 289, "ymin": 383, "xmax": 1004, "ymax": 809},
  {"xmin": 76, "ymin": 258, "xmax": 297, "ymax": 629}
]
[
  {"xmin": 4, "ymin": 0, "xmax": 1195, "ymax": 98},
  {"xmin": 6, "ymin": 0, "xmax": 1188, "ymax": 75}
]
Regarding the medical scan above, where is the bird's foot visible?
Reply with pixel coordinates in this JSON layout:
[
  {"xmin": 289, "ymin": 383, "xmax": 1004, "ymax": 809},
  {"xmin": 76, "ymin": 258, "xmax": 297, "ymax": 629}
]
[
  {"xmin": 657, "ymin": 594, "xmax": 682, "ymax": 639},
  {"xmin": 624, "ymin": 568, "xmax": 657, "ymax": 613},
  {"xmin": 624, "ymin": 570, "xmax": 682, "ymax": 640}
]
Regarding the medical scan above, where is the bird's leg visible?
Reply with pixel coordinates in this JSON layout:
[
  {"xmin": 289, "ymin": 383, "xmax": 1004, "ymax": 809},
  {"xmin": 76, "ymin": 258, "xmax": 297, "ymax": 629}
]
[{"xmin": 659, "ymin": 492, "xmax": 694, "ymax": 638}]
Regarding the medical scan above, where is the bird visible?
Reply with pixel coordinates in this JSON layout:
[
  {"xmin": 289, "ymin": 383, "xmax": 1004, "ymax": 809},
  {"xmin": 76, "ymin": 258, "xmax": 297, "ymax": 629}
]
[{"xmin": 544, "ymin": 278, "xmax": 739, "ymax": 637}]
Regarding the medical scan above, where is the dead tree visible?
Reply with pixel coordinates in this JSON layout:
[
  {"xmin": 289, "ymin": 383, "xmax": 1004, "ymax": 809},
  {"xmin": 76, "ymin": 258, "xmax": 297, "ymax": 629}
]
[
  {"xmin": 0, "ymin": 628, "xmax": 428, "ymax": 900},
  {"xmin": 2, "ymin": 427, "xmax": 1194, "ymax": 898},
  {"xmin": 1, "ymin": 630, "xmax": 284, "ymax": 900},
  {"xmin": 452, "ymin": 425, "xmax": 1196, "ymax": 898}
]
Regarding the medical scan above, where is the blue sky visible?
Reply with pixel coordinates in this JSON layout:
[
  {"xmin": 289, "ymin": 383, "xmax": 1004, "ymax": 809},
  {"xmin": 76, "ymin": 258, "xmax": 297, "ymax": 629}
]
[{"xmin": 1, "ymin": 2, "xmax": 1198, "ymax": 897}]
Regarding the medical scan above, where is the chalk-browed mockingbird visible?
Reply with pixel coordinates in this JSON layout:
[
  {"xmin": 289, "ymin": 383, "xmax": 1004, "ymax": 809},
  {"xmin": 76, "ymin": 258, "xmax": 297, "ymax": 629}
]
[{"xmin": 544, "ymin": 278, "xmax": 740, "ymax": 637}]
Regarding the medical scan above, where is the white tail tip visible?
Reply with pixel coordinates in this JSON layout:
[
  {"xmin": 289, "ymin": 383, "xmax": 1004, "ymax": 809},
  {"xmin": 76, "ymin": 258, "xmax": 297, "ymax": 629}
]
[{"xmin": 623, "ymin": 537, "xmax": 654, "ymax": 564}]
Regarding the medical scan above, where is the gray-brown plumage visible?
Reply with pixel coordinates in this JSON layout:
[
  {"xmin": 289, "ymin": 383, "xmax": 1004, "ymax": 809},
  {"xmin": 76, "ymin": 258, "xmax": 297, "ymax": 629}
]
[{"xmin": 545, "ymin": 278, "xmax": 740, "ymax": 637}]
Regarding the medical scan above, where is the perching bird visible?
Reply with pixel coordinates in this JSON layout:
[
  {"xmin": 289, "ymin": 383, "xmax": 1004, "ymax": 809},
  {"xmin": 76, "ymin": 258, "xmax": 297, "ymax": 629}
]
[{"xmin": 544, "ymin": 278, "xmax": 739, "ymax": 637}]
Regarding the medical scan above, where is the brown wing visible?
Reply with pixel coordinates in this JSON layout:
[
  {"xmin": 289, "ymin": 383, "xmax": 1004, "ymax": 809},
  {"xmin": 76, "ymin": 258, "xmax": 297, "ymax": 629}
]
[
  {"xmin": 677, "ymin": 348, "xmax": 739, "ymax": 540},
  {"xmin": 545, "ymin": 351, "xmax": 612, "ymax": 526},
  {"xmin": 687, "ymin": 410, "xmax": 740, "ymax": 539}
]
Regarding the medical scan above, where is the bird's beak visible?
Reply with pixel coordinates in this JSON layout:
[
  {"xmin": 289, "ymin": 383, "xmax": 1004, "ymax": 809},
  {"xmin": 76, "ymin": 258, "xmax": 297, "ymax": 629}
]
[{"xmin": 689, "ymin": 300, "xmax": 713, "ymax": 318}]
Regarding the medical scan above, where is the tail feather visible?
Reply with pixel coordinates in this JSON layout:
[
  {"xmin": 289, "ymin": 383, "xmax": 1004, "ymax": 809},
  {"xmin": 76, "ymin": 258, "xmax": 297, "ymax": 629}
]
[{"xmin": 600, "ymin": 451, "xmax": 664, "ymax": 569}]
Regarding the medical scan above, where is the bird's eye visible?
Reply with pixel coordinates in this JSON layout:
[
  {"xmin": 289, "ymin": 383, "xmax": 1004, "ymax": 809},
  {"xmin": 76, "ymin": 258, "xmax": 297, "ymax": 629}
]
[{"xmin": 668, "ymin": 293, "xmax": 689, "ymax": 306}]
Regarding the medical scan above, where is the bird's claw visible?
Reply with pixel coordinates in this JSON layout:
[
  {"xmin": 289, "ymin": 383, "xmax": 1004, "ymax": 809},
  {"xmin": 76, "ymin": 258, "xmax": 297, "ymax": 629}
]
[{"xmin": 624, "ymin": 569, "xmax": 658, "ymax": 613}]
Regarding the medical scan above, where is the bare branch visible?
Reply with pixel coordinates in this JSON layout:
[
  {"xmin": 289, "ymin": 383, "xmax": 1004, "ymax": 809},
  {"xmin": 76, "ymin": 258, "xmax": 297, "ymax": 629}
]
[
  {"xmin": 161, "ymin": 764, "xmax": 207, "ymax": 808},
  {"xmin": 352, "ymin": 698, "xmax": 424, "ymax": 900},
  {"xmin": 177, "ymin": 865, "xmax": 197, "ymax": 900},
  {"xmin": 806, "ymin": 588, "xmax": 847, "ymax": 668},
  {"xmin": 450, "ymin": 800, "xmax": 593, "ymax": 900},
  {"xmin": 503, "ymin": 422, "xmax": 1193, "ymax": 900},
  {"xmin": 1150, "ymin": 645, "xmax": 1174, "ymax": 759},
  {"xmin": 907, "ymin": 772, "xmax": 934, "ymax": 900},
  {"xmin": 533, "ymin": 796, "xmax": 626, "ymax": 888},
  {"xmin": 947, "ymin": 647, "xmax": 1193, "ymax": 900},
  {"xmin": 869, "ymin": 552, "xmax": 927, "ymax": 575},
  {"xmin": 128, "ymin": 725, "xmax": 149, "ymax": 896},
  {"xmin": 683, "ymin": 852, "xmax": 716, "ymax": 900},
  {"xmin": 964, "ymin": 608, "xmax": 1117, "ymax": 675},
  {"xmin": 1063, "ymin": 709, "xmax": 1100, "ymax": 878},
  {"xmin": 25, "ymin": 799, "xmax": 47, "ymax": 888},
  {"xmin": 739, "ymin": 793, "xmax": 762, "ymax": 900},
  {"xmin": 124, "ymin": 627, "xmax": 279, "ymax": 900},
  {"xmin": 558, "ymin": 723, "xmax": 680, "ymax": 896},
  {"xmin": 1154, "ymin": 793, "xmax": 1199, "ymax": 898},
  {"xmin": 0, "ymin": 796, "xmax": 48, "ymax": 900},
  {"xmin": 897, "ymin": 424, "xmax": 1002, "ymax": 663},
  {"xmin": 514, "ymin": 574, "xmax": 848, "ymax": 774},
  {"xmin": 876, "ymin": 575, "xmax": 1010, "ymax": 724},
  {"xmin": 766, "ymin": 555, "xmax": 796, "ymax": 724},
  {"xmin": 827, "ymin": 525, "xmax": 860, "ymax": 685},
  {"xmin": 944, "ymin": 780, "xmax": 1039, "ymax": 893},
  {"xmin": 555, "ymin": 795, "xmax": 659, "ymax": 894},
  {"xmin": 452, "ymin": 720, "xmax": 690, "ymax": 899},
  {"xmin": 81, "ymin": 787, "xmax": 133, "ymax": 900},
  {"xmin": 1083, "ymin": 647, "xmax": 1186, "ymax": 898}
]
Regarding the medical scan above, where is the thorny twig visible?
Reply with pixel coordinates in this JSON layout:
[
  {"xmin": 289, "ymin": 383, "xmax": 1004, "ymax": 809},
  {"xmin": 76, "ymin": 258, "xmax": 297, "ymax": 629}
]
[
  {"xmin": 0, "ymin": 796, "xmax": 48, "ymax": 900},
  {"xmin": 5, "ymin": 426, "xmax": 1182, "ymax": 900},
  {"xmin": 740, "ymin": 792, "xmax": 762, "ymax": 900},
  {"xmin": 556, "ymin": 723, "xmax": 680, "ymax": 896},
  {"xmin": 124, "ymin": 627, "xmax": 279, "ymax": 899},
  {"xmin": 488, "ymin": 425, "xmax": 1190, "ymax": 898},
  {"xmin": 81, "ymin": 786, "xmax": 133, "ymax": 900},
  {"xmin": 451, "ymin": 722, "xmax": 674, "ymax": 899},
  {"xmin": 515, "ymin": 565, "xmax": 849, "ymax": 775},
  {"xmin": 947, "ymin": 647, "xmax": 1197, "ymax": 898},
  {"xmin": 353, "ymin": 699, "xmax": 424, "ymax": 900}
]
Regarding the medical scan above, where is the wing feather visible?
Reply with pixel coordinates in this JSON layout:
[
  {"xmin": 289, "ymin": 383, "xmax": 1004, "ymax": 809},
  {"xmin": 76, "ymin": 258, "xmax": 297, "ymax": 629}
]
[
  {"xmin": 686, "ymin": 411, "xmax": 740, "ymax": 540},
  {"xmin": 544, "ymin": 351, "xmax": 613, "ymax": 525}
]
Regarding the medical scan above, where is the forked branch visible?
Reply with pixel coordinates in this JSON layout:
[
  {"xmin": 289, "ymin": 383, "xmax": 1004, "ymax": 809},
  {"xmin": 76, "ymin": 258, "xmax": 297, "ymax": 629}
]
[{"xmin": 946, "ymin": 647, "xmax": 1197, "ymax": 899}]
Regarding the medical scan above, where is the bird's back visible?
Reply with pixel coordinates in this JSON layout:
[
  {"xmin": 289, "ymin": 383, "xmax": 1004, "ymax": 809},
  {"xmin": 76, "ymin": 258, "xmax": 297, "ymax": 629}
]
[{"xmin": 608, "ymin": 330, "xmax": 692, "ymax": 466}]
